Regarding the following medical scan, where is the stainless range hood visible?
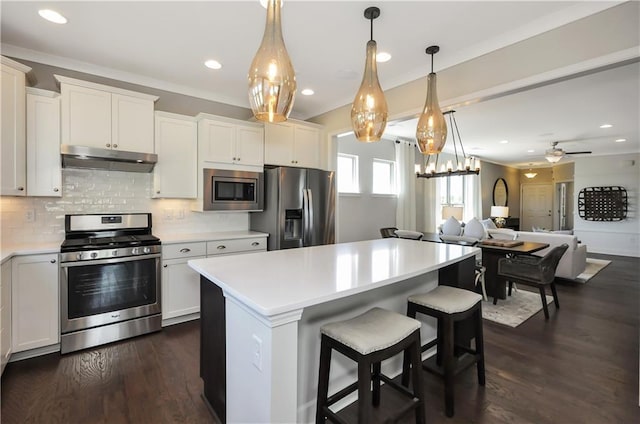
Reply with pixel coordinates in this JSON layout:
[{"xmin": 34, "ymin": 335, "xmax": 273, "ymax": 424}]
[{"xmin": 61, "ymin": 145, "xmax": 157, "ymax": 173}]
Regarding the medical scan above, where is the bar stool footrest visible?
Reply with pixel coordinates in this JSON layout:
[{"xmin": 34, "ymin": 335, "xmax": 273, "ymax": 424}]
[
  {"xmin": 422, "ymin": 352, "xmax": 478, "ymax": 378},
  {"xmin": 326, "ymin": 381, "xmax": 359, "ymax": 407},
  {"xmin": 379, "ymin": 374, "xmax": 419, "ymax": 400}
]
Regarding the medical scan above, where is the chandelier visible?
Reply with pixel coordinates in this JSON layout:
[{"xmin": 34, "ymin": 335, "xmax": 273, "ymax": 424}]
[{"xmin": 416, "ymin": 110, "xmax": 480, "ymax": 179}]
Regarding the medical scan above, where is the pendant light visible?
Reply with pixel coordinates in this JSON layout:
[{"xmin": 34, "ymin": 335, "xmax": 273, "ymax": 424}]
[
  {"xmin": 351, "ymin": 6, "xmax": 388, "ymax": 142},
  {"xmin": 524, "ymin": 164, "xmax": 538, "ymax": 179},
  {"xmin": 416, "ymin": 45, "xmax": 447, "ymax": 155},
  {"xmin": 248, "ymin": 0, "xmax": 296, "ymax": 123}
]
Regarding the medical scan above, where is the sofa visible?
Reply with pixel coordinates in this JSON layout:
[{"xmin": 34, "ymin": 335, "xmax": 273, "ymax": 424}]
[{"xmin": 487, "ymin": 228, "xmax": 587, "ymax": 280}]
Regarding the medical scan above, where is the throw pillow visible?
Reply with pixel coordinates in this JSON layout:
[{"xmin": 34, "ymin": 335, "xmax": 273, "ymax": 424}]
[
  {"xmin": 440, "ymin": 216, "xmax": 462, "ymax": 236},
  {"xmin": 481, "ymin": 218, "xmax": 497, "ymax": 230},
  {"xmin": 463, "ymin": 218, "xmax": 486, "ymax": 240},
  {"xmin": 487, "ymin": 229, "xmax": 517, "ymax": 240}
]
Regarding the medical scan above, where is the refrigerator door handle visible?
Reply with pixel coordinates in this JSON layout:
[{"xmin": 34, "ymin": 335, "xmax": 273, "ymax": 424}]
[
  {"xmin": 307, "ymin": 188, "xmax": 314, "ymax": 246},
  {"xmin": 302, "ymin": 188, "xmax": 310, "ymax": 246}
]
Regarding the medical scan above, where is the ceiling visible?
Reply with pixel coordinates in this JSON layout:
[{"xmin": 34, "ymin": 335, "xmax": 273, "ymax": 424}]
[{"xmin": 1, "ymin": 1, "xmax": 637, "ymax": 168}]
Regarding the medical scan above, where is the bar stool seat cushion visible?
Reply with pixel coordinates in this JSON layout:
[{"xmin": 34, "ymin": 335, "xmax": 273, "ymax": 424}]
[
  {"xmin": 320, "ymin": 307, "xmax": 421, "ymax": 355},
  {"xmin": 408, "ymin": 286, "xmax": 482, "ymax": 314}
]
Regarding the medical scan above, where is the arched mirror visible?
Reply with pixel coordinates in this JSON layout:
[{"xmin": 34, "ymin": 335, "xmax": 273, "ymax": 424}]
[{"xmin": 493, "ymin": 178, "xmax": 508, "ymax": 206}]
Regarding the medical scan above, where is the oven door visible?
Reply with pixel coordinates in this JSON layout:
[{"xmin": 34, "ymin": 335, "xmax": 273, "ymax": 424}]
[{"xmin": 59, "ymin": 253, "xmax": 161, "ymax": 333}]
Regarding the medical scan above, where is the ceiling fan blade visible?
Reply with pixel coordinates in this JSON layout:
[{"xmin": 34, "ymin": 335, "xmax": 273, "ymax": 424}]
[{"xmin": 565, "ymin": 151, "xmax": 592, "ymax": 155}]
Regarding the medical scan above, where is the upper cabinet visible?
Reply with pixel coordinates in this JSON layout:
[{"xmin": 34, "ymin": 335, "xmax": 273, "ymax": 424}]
[
  {"xmin": 56, "ymin": 75, "xmax": 158, "ymax": 154},
  {"xmin": 26, "ymin": 88, "xmax": 62, "ymax": 197},
  {"xmin": 153, "ymin": 111, "xmax": 197, "ymax": 199},
  {"xmin": 264, "ymin": 120, "xmax": 322, "ymax": 169},
  {"xmin": 197, "ymin": 113, "xmax": 264, "ymax": 170},
  {"xmin": 1, "ymin": 56, "xmax": 31, "ymax": 196}
]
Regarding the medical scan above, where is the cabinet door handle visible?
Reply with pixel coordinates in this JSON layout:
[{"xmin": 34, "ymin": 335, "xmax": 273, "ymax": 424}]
[
  {"xmin": 237, "ymin": 157, "xmax": 240, "ymax": 161},
  {"xmin": 217, "ymin": 245, "xmax": 226, "ymax": 250},
  {"xmin": 251, "ymin": 242, "xmax": 260, "ymax": 246},
  {"xmin": 163, "ymin": 264, "xmax": 168, "ymax": 268},
  {"xmin": 50, "ymin": 259, "xmax": 56, "ymax": 264},
  {"xmin": 17, "ymin": 186, "xmax": 24, "ymax": 191},
  {"xmin": 113, "ymin": 144, "xmax": 118, "ymax": 148},
  {"xmin": 106, "ymin": 143, "xmax": 111, "ymax": 148},
  {"xmin": 53, "ymin": 188, "xmax": 59, "ymax": 192},
  {"xmin": 156, "ymin": 190, "xmax": 161, "ymax": 194},
  {"xmin": 179, "ymin": 248, "xmax": 191, "ymax": 253}
]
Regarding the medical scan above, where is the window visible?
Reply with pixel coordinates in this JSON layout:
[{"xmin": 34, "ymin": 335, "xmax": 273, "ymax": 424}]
[
  {"xmin": 372, "ymin": 159, "xmax": 396, "ymax": 195},
  {"xmin": 337, "ymin": 153, "xmax": 359, "ymax": 193},
  {"xmin": 440, "ymin": 175, "xmax": 465, "ymax": 206}
]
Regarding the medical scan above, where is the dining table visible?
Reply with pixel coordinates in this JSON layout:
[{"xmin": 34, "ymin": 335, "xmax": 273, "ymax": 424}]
[{"xmin": 476, "ymin": 240, "xmax": 550, "ymax": 301}]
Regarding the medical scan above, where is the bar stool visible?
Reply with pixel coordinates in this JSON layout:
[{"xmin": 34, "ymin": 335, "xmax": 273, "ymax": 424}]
[
  {"xmin": 316, "ymin": 307, "xmax": 426, "ymax": 424},
  {"xmin": 401, "ymin": 286, "xmax": 485, "ymax": 417}
]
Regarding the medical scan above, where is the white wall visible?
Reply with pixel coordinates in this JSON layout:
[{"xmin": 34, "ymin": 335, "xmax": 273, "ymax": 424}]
[
  {"xmin": 0, "ymin": 169, "xmax": 248, "ymax": 247},
  {"xmin": 336, "ymin": 135, "xmax": 397, "ymax": 243},
  {"xmin": 573, "ymin": 154, "xmax": 640, "ymax": 257}
]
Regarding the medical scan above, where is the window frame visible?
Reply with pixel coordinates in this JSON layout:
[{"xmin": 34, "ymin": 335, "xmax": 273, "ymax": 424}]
[
  {"xmin": 337, "ymin": 153, "xmax": 360, "ymax": 194},
  {"xmin": 371, "ymin": 158, "xmax": 397, "ymax": 196}
]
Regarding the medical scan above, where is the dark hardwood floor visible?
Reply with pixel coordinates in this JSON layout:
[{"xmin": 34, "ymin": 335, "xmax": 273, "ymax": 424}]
[{"xmin": 1, "ymin": 253, "xmax": 638, "ymax": 423}]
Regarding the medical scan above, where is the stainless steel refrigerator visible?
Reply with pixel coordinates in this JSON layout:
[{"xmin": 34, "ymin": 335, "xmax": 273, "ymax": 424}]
[{"xmin": 250, "ymin": 167, "xmax": 335, "ymax": 250}]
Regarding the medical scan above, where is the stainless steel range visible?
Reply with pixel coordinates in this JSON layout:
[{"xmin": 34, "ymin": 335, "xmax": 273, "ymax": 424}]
[{"xmin": 59, "ymin": 213, "xmax": 161, "ymax": 354}]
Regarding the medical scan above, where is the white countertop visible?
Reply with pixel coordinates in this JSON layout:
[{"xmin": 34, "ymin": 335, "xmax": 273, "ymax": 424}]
[
  {"xmin": 188, "ymin": 238, "xmax": 478, "ymax": 317},
  {"xmin": 1, "ymin": 242, "xmax": 61, "ymax": 264},
  {"xmin": 157, "ymin": 230, "xmax": 268, "ymax": 244}
]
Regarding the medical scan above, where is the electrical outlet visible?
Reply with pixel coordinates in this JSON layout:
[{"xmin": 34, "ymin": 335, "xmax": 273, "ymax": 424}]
[
  {"xmin": 252, "ymin": 334, "xmax": 263, "ymax": 372},
  {"xmin": 25, "ymin": 209, "xmax": 35, "ymax": 223}
]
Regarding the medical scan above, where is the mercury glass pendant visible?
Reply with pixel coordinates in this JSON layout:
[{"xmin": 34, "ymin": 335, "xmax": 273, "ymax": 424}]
[
  {"xmin": 248, "ymin": 0, "xmax": 296, "ymax": 123},
  {"xmin": 416, "ymin": 45, "xmax": 447, "ymax": 155},
  {"xmin": 351, "ymin": 7, "xmax": 388, "ymax": 142}
]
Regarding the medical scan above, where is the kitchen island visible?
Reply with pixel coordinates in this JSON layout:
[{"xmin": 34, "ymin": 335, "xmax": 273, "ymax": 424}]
[{"xmin": 188, "ymin": 238, "xmax": 478, "ymax": 423}]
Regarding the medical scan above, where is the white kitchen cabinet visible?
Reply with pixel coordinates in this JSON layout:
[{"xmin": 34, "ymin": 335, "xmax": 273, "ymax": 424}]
[
  {"xmin": 26, "ymin": 88, "xmax": 62, "ymax": 197},
  {"xmin": 161, "ymin": 242, "xmax": 206, "ymax": 325},
  {"xmin": 264, "ymin": 119, "xmax": 322, "ymax": 169},
  {"xmin": 56, "ymin": 75, "xmax": 158, "ymax": 153},
  {"xmin": 1, "ymin": 260, "xmax": 12, "ymax": 374},
  {"xmin": 153, "ymin": 111, "xmax": 197, "ymax": 198},
  {"xmin": 1, "ymin": 56, "xmax": 31, "ymax": 196},
  {"xmin": 197, "ymin": 113, "xmax": 264, "ymax": 168},
  {"xmin": 206, "ymin": 237, "xmax": 267, "ymax": 257},
  {"xmin": 11, "ymin": 254, "xmax": 59, "ymax": 353}
]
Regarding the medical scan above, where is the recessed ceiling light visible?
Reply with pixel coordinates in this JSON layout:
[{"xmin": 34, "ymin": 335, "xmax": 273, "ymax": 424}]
[
  {"xmin": 600, "ymin": 124, "xmax": 613, "ymax": 128},
  {"xmin": 301, "ymin": 88, "xmax": 314, "ymax": 96},
  {"xmin": 376, "ymin": 52, "xmax": 391, "ymax": 63},
  {"xmin": 204, "ymin": 60, "xmax": 222, "ymax": 70},
  {"xmin": 38, "ymin": 9, "xmax": 67, "ymax": 24},
  {"xmin": 615, "ymin": 138, "xmax": 627, "ymax": 142},
  {"xmin": 499, "ymin": 140, "xmax": 509, "ymax": 144},
  {"xmin": 527, "ymin": 149, "xmax": 535, "ymax": 153},
  {"xmin": 260, "ymin": 0, "xmax": 283, "ymax": 8}
]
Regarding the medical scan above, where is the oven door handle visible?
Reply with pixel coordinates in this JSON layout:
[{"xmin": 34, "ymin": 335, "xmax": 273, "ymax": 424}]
[{"xmin": 59, "ymin": 253, "xmax": 162, "ymax": 267}]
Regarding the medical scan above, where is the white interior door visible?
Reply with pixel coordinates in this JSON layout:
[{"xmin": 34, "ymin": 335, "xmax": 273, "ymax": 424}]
[{"xmin": 521, "ymin": 184, "xmax": 553, "ymax": 231}]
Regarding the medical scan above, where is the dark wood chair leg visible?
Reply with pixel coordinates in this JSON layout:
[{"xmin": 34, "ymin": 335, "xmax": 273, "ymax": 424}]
[
  {"xmin": 402, "ymin": 303, "xmax": 418, "ymax": 387},
  {"xmin": 357, "ymin": 358, "xmax": 372, "ymax": 424},
  {"xmin": 539, "ymin": 286, "xmax": 549, "ymax": 319},
  {"xmin": 372, "ymin": 362, "xmax": 381, "ymax": 407},
  {"xmin": 315, "ymin": 337, "xmax": 331, "ymax": 424},
  {"xmin": 443, "ymin": 316, "xmax": 455, "ymax": 417},
  {"xmin": 410, "ymin": 335, "xmax": 426, "ymax": 424},
  {"xmin": 493, "ymin": 296, "xmax": 498, "ymax": 305},
  {"xmin": 508, "ymin": 281, "xmax": 513, "ymax": 296},
  {"xmin": 550, "ymin": 281, "xmax": 560, "ymax": 309},
  {"xmin": 474, "ymin": 307, "xmax": 486, "ymax": 386},
  {"xmin": 436, "ymin": 317, "xmax": 443, "ymax": 366}
]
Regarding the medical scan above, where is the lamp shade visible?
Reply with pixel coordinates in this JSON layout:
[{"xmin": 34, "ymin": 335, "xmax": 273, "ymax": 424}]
[
  {"xmin": 490, "ymin": 206, "xmax": 509, "ymax": 218},
  {"xmin": 442, "ymin": 206, "xmax": 463, "ymax": 221},
  {"xmin": 248, "ymin": 0, "xmax": 296, "ymax": 123}
]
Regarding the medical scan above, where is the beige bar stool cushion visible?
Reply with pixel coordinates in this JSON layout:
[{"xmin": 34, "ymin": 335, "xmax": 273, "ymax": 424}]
[
  {"xmin": 408, "ymin": 286, "xmax": 482, "ymax": 314},
  {"xmin": 321, "ymin": 307, "xmax": 421, "ymax": 355}
]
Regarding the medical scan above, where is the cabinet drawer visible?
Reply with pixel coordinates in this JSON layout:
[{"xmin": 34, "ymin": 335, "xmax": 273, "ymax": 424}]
[
  {"xmin": 207, "ymin": 237, "xmax": 266, "ymax": 256},
  {"xmin": 162, "ymin": 242, "xmax": 207, "ymax": 259}
]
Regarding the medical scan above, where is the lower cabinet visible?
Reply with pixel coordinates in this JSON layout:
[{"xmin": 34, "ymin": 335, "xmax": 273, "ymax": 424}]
[
  {"xmin": 1, "ymin": 260, "xmax": 12, "ymax": 374},
  {"xmin": 11, "ymin": 254, "xmax": 59, "ymax": 353},
  {"xmin": 161, "ymin": 237, "xmax": 267, "ymax": 326}
]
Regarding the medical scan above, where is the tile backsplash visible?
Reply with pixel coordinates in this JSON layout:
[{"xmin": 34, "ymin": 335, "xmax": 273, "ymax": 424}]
[{"xmin": 0, "ymin": 169, "xmax": 248, "ymax": 246}]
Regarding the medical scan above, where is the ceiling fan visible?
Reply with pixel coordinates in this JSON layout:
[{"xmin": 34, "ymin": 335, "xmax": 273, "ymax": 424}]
[{"xmin": 544, "ymin": 141, "xmax": 592, "ymax": 163}]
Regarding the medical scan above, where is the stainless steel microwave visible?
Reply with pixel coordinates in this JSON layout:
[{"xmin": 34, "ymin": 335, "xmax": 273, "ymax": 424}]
[{"xmin": 203, "ymin": 169, "xmax": 264, "ymax": 211}]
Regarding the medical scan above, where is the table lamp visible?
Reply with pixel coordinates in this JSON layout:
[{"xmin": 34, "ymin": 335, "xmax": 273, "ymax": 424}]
[
  {"xmin": 490, "ymin": 206, "xmax": 509, "ymax": 228},
  {"xmin": 442, "ymin": 206, "xmax": 463, "ymax": 221}
]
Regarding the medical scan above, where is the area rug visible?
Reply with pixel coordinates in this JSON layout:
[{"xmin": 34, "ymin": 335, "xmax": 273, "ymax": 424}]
[
  {"xmin": 482, "ymin": 289, "xmax": 553, "ymax": 327},
  {"xmin": 574, "ymin": 258, "xmax": 612, "ymax": 283}
]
